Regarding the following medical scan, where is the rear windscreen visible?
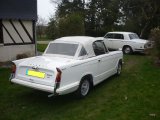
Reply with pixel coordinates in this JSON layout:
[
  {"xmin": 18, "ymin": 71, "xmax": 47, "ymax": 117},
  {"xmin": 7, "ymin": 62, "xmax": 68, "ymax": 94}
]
[{"xmin": 45, "ymin": 43, "xmax": 78, "ymax": 56}]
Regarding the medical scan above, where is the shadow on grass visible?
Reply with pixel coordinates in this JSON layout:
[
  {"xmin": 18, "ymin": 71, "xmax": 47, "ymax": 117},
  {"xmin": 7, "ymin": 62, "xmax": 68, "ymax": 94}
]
[{"xmin": 18, "ymin": 74, "xmax": 118, "ymax": 106}]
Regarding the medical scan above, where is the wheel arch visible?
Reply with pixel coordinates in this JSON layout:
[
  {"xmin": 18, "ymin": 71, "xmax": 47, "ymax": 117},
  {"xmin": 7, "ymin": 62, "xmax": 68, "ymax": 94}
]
[
  {"xmin": 116, "ymin": 58, "xmax": 123, "ymax": 69},
  {"xmin": 122, "ymin": 45, "xmax": 133, "ymax": 54},
  {"xmin": 118, "ymin": 59, "xmax": 123, "ymax": 65},
  {"xmin": 81, "ymin": 74, "xmax": 94, "ymax": 88}
]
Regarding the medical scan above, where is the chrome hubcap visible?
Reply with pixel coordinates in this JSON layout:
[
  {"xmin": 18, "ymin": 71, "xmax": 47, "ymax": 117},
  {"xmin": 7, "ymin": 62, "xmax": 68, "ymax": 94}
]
[
  {"xmin": 125, "ymin": 47, "xmax": 131, "ymax": 54},
  {"xmin": 81, "ymin": 80, "xmax": 90, "ymax": 96}
]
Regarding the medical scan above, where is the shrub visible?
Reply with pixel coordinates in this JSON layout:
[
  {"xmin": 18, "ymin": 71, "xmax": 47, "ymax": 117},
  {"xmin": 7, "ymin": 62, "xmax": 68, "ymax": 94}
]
[
  {"xmin": 16, "ymin": 54, "xmax": 28, "ymax": 60},
  {"xmin": 149, "ymin": 27, "xmax": 160, "ymax": 64}
]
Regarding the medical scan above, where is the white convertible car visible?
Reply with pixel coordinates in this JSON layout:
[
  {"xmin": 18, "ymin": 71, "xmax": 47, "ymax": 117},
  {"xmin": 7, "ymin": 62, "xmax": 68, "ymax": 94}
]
[
  {"xmin": 104, "ymin": 32, "xmax": 153, "ymax": 54},
  {"xmin": 10, "ymin": 36, "xmax": 123, "ymax": 97}
]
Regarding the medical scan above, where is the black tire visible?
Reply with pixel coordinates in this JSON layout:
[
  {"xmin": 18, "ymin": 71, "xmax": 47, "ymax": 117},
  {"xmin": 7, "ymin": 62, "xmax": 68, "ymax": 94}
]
[
  {"xmin": 116, "ymin": 61, "xmax": 122, "ymax": 75},
  {"xmin": 75, "ymin": 78, "xmax": 91, "ymax": 98},
  {"xmin": 123, "ymin": 46, "xmax": 133, "ymax": 54}
]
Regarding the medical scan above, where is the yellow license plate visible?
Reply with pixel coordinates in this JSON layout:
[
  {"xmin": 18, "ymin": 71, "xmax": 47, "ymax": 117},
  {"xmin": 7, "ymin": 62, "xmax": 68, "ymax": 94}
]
[{"xmin": 26, "ymin": 69, "xmax": 45, "ymax": 78}]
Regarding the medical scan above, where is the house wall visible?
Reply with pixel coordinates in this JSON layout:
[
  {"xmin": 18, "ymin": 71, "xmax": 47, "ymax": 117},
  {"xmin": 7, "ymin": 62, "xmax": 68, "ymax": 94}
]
[
  {"xmin": 0, "ymin": 20, "xmax": 36, "ymax": 62},
  {"xmin": 0, "ymin": 44, "xmax": 35, "ymax": 62}
]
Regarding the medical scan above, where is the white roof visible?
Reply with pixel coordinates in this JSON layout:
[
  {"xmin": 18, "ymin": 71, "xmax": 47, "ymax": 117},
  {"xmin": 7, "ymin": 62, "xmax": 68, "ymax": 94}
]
[
  {"xmin": 107, "ymin": 31, "xmax": 135, "ymax": 35},
  {"xmin": 49, "ymin": 36, "xmax": 104, "ymax": 58},
  {"xmin": 51, "ymin": 36, "xmax": 98, "ymax": 44}
]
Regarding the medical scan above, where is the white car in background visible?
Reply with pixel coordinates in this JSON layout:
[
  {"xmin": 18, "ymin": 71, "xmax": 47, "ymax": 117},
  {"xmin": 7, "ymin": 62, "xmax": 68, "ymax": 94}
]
[
  {"xmin": 104, "ymin": 32, "xmax": 153, "ymax": 54},
  {"xmin": 10, "ymin": 36, "xmax": 123, "ymax": 98}
]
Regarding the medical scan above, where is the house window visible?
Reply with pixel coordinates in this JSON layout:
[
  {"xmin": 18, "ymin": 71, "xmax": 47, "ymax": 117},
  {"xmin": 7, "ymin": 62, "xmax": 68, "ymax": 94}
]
[{"xmin": 0, "ymin": 20, "xmax": 3, "ymax": 44}]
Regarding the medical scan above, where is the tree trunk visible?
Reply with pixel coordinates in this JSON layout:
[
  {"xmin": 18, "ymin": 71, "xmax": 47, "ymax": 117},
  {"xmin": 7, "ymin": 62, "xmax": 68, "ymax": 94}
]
[{"xmin": 140, "ymin": 21, "xmax": 150, "ymax": 38}]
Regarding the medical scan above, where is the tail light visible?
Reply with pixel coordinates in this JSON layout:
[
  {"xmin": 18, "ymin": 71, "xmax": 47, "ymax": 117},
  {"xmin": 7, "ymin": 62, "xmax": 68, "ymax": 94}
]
[
  {"xmin": 54, "ymin": 68, "xmax": 62, "ymax": 95},
  {"xmin": 11, "ymin": 63, "xmax": 16, "ymax": 73},
  {"xmin": 55, "ymin": 68, "xmax": 62, "ymax": 83},
  {"xmin": 10, "ymin": 63, "xmax": 16, "ymax": 80}
]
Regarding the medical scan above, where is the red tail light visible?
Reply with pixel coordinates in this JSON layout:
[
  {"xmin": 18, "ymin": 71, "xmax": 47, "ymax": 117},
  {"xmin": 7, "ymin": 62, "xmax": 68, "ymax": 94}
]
[
  {"xmin": 56, "ymin": 68, "xmax": 62, "ymax": 83},
  {"xmin": 11, "ymin": 64, "xmax": 16, "ymax": 73}
]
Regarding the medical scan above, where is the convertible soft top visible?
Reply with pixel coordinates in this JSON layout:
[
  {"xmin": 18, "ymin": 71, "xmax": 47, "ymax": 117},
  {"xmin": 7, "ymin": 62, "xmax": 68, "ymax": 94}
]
[{"xmin": 50, "ymin": 36, "xmax": 104, "ymax": 58}]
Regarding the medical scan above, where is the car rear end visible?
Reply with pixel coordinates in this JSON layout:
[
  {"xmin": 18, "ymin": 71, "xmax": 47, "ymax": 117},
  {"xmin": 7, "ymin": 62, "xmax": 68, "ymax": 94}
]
[{"xmin": 10, "ymin": 60, "xmax": 62, "ymax": 95}]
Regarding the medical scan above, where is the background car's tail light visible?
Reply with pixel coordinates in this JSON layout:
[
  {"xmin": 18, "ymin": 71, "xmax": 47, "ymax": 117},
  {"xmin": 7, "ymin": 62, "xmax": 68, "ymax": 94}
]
[
  {"xmin": 55, "ymin": 68, "xmax": 62, "ymax": 83},
  {"xmin": 11, "ymin": 63, "xmax": 16, "ymax": 73}
]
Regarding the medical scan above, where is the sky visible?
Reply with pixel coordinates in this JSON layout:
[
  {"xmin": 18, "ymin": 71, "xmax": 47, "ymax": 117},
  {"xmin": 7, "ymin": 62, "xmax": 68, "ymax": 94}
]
[{"xmin": 37, "ymin": 0, "xmax": 56, "ymax": 23}]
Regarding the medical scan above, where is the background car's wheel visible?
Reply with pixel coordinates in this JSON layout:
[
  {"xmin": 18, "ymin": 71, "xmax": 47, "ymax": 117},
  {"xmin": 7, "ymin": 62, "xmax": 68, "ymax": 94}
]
[
  {"xmin": 76, "ymin": 78, "xmax": 90, "ymax": 98},
  {"xmin": 123, "ymin": 46, "xmax": 133, "ymax": 54},
  {"xmin": 116, "ymin": 61, "xmax": 122, "ymax": 75}
]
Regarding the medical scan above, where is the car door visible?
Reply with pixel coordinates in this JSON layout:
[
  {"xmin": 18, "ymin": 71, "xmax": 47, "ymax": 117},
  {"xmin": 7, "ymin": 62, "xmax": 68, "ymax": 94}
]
[
  {"xmin": 111, "ymin": 33, "xmax": 124, "ymax": 49},
  {"xmin": 104, "ymin": 33, "xmax": 124, "ymax": 49},
  {"xmin": 104, "ymin": 33, "xmax": 114, "ymax": 49},
  {"xmin": 93, "ymin": 41, "xmax": 115, "ymax": 84}
]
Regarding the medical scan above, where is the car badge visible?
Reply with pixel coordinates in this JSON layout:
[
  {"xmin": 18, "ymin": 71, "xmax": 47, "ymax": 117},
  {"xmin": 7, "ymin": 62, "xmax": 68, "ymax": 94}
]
[{"xmin": 32, "ymin": 66, "xmax": 39, "ymax": 71}]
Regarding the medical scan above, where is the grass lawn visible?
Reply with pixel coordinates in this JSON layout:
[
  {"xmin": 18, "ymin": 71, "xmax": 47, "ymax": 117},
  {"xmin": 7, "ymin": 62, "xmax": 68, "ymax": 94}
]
[{"xmin": 0, "ymin": 55, "xmax": 160, "ymax": 120}]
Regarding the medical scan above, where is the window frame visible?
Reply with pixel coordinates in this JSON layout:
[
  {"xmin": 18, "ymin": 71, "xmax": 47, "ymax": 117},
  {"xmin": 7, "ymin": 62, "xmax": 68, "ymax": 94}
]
[
  {"xmin": 104, "ymin": 33, "xmax": 114, "ymax": 39},
  {"xmin": 0, "ymin": 19, "xmax": 3, "ymax": 44},
  {"xmin": 78, "ymin": 46, "xmax": 88, "ymax": 57},
  {"xmin": 44, "ymin": 42, "xmax": 79, "ymax": 57},
  {"xmin": 113, "ymin": 33, "xmax": 124, "ymax": 40},
  {"xmin": 105, "ymin": 33, "xmax": 124, "ymax": 40},
  {"xmin": 92, "ymin": 40, "xmax": 108, "ymax": 56},
  {"xmin": 129, "ymin": 33, "xmax": 140, "ymax": 40}
]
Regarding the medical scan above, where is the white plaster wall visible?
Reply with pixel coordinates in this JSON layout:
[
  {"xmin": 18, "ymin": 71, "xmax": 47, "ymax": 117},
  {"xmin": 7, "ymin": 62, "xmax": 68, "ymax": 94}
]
[
  {"xmin": 3, "ymin": 20, "xmax": 33, "ymax": 43},
  {"xmin": 0, "ymin": 44, "xmax": 35, "ymax": 62},
  {"xmin": 22, "ymin": 20, "xmax": 33, "ymax": 38}
]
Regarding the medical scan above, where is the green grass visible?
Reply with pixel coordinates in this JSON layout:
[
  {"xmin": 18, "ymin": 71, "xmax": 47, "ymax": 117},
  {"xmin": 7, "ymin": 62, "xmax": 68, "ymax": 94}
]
[
  {"xmin": 37, "ymin": 44, "xmax": 48, "ymax": 52},
  {"xmin": 0, "ymin": 55, "xmax": 160, "ymax": 120}
]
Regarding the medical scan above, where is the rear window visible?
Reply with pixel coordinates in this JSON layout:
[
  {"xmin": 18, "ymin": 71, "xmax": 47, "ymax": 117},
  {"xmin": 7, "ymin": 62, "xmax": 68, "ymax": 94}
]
[
  {"xmin": 45, "ymin": 43, "xmax": 78, "ymax": 56},
  {"xmin": 129, "ymin": 34, "xmax": 139, "ymax": 39}
]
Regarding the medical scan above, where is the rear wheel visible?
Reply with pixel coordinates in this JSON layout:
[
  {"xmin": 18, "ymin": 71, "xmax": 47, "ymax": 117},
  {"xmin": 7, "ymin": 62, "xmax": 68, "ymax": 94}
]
[
  {"xmin": 123, "ymin": 46, "xmax": 133, "ymax": 54},
  {"xmin": 76, "ymin": 78, "xmax": 90, "ymax": 98}
]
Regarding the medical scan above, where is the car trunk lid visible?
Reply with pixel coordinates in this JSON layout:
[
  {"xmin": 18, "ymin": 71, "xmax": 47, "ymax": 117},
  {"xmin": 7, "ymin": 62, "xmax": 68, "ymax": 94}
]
[{"xmin": 15, "ymin": 56, "xmax": 72, "ymax": 87}]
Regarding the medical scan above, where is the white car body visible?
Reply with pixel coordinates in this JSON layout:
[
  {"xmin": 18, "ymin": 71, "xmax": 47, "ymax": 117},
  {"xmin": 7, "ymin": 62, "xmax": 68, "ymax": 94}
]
[
  {"xmin": 103, "ymin": 32, "xmax": 153, "ymax": 53},
  {"xmin": 10, "ymin": 36, "xmax": 123, "ymax": 97}
]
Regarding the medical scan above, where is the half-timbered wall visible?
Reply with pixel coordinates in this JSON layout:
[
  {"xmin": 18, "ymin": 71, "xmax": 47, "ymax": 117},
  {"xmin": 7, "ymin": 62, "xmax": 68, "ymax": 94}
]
[{"xmin": 0, "ymin": 20, "xmax": 36, "ymax": 62}]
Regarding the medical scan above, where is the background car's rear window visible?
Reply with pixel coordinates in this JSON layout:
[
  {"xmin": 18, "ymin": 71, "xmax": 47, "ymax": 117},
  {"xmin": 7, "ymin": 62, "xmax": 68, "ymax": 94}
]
[
  {"xmin": 45, "ymin": 43, "xmax": 78, "ymax": 56},
  {"xmin": 129, "ymin": 34, "xmax": 139, "ymax": 39}
]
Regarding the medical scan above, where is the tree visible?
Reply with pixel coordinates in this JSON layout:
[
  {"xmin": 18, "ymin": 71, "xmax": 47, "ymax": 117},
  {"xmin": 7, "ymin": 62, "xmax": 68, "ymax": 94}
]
[
  {"xmin": 55, "ymin": 0, "xmax": 84, "ymax": 18},
  {"xmin": 47, "ymin": 0, "xmax": 85, "ymax": 38},
  {"xmin": 46, "ymin": 18, "xmax": 59, "ymax": 39},
  {"xmin": 120, "ymin": 0, "xmax": 160, "ymax": 38},
  {"xmin": 36, "ymin": 16, "xmax": 47, "ymax": 39},
  {"xmin": 48, "ymin": 0, "xmax": 160, "ymax": 38},
  {"xmin": 58, "ymin": 13, "xmax": 85, "ymax": 36},
  {"xmin": 85, "ymin": 0, "xmax": 121, "ymax": 36}
]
